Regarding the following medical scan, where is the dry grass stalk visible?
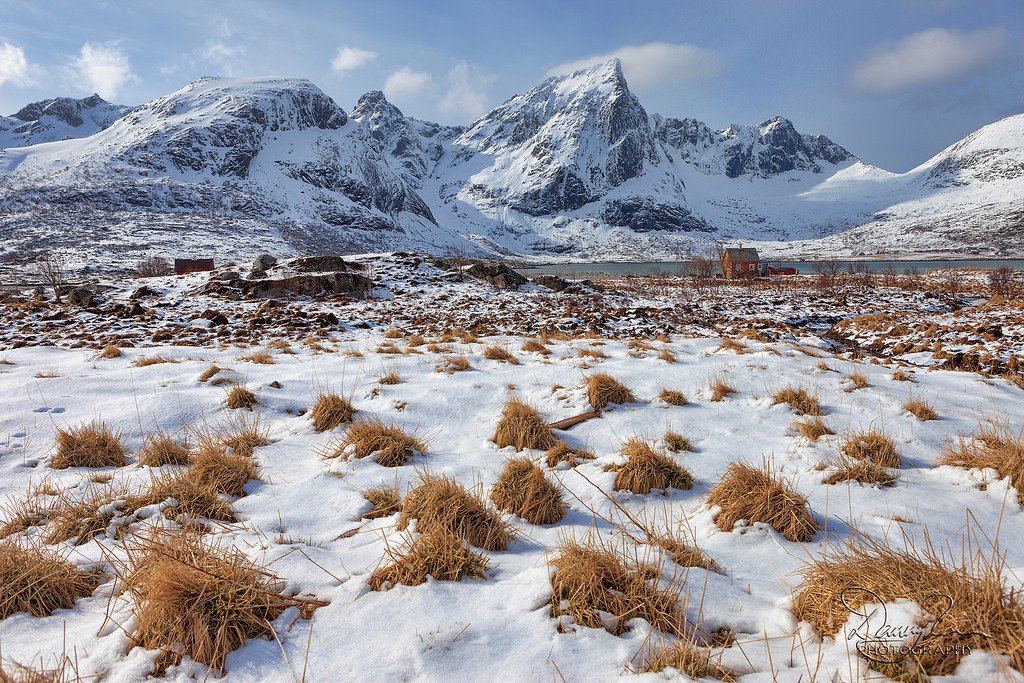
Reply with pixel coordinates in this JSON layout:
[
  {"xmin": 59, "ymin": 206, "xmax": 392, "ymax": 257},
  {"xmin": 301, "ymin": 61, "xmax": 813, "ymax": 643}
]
[
  {"xmin": 545, "ymin": 442, "xmax": 596, "ymax": 468},
  {"xmin": 643, "ymin": 633, "xmax": 735, "ymax": 680},
  {"xmin": 903, "ymin": 397, "xmax": 938, "ymax": 421},
  {"xmin": 139, "ymin": 430, "xmax": 191, "ymax": 467},
  {"xmin": 842, "ymin": 430, "xmax": 901, "ymax": 468},
  {"xmin": 822, "ymin": 459, "xmax": 898, "ymax": 487},
  {"xmin": 310, "ymin": 391, "xmax": 356, "ymax": 432},
  {"xmin": 658, "ymin": 348, "xmax": 677, "ymax": 363},
  {"xmin": 716, "ymin": 338, "xmax": 748, "ymax": 354},
  {"xmin": 98, "ymin": 344, "xmax": 122, "ymax": 359},
  {"xmin": 197, "ymin": 364, "xmax": 222, "ymax": 382},
  {"xmin": 490, "ymin": 457, "xmax": 566, "ymax": 525},
  {"xmin": 772, "ymin": 385, "xmax": 825, "ymax": 416},
  {"xmin": 940, "ymin": 423, "xmax": 1024, "ymax": 504},
  {"xmin": 133, "ymin": 355, "xmax": 179, "ymax": 367},
  {"xmin": 361, "ymin": 484, "xmax": 402, "ymax": 520},
  {"xmin": 663, "ymin": 431, "xmax": 692, "ymax": 453},
  {"xmin": 578, "ymin": 346, "xmax": 607, "ymax": 359},
  {"xmin": 492, "ymin": 398, "xmax": 557, "ymax": 451},
  {"xmin": 549, "ymin": 537, "xmax": 684, "ymax": 636},
  {"xmin": 406, "ymin": 334, "xmax": 425, "ymax": 347},
  {"xmin": 707, "ymin": 462, "xmax": 816, "ymax": 542},
  {"xmin": 51, "ymin": 420, "xmax": 127, "ymax": 469},
  {"xmin": 521, "ymin": 339, "xmax": 551, "ymax": 355},
  {"xmin": 586, "ymin": 373, "xmax": 636, "ymax": 410},
  {"xmin": 225, "ymin": 385, "xmax": 258, "ymax": 410},
  {"xmin": 708, "ymin": 378, "xmax": 736, "ymax": 402},
  {"xmin": 0, "ymin": 541, "xmax": 100, "ymax": 619},
  {"xmin": 398, "ymin": 473, "xmax": 515, "ymax": 551},
  {"xmin": 216, "ymin": 415, "xmax": 270, "ymax": 459},
  {"xmin": 133, "ymin": 472, "xmax": 237, "ymax": 522},
  {"xmin": 793, "ymin": 417, "xmax": 834, "ymax": 441},
  {"xmin": 377, "ymin": 371, "xmax": 401, "ymax": 385},
  {"xmin": 892, "ymin": 368, "xmax": 914, "ymax": 382},
  {"xmin": 44, "ymin": 485, "xmax": 124, "ymax": 545},
  {"xmin": 0, "ymin": 653, "xmax": 78, "ymax": 682},
  {"xmin": 440, "ymin": 355, "xmax": 471, "ymax": 373},
  {"xmin": 847, "ymin": 370, "xmax": 869, "ymax": 390},
  {"xmin": 120, "ymin": 529, "xmax": 297, "ymax": 675},
  {"xmin": 659, "ymin": 389, "xmax": 687, "ymax": 406},
  {"xmin": 237, "ymin": 351, "xmax": 274, "ymax": 364},
  {"xmin": 340, "ymin": 417, "xmax": 426, "ymax": 467},
  {"xmin": 792, "ymin": 536, "xmax": 1024, "ymax": 676},
  {"xmin": 611, "ymin": 439, "xmax": 693, "ymax": 494},
  {"xmin": 483, "ymin": 345, "xmax": 519, "ymax": 364},
  {"xmin": 189, "ymin": 435, "xmax": 261, "ymax": 497},
  {"xmin": 382, "ymin": 327, "xmax": 403, "ymax": 339},
  {"xmin": 648, "ymin": 532, "xmax": 722, "ymax": 574},
  {"xmin": 0, "ymin": 491, "xmax": 51, "ymax": 538},
  {"xmin": 368, "ymin": 531, "xmax": 488, "ymax": 591}
]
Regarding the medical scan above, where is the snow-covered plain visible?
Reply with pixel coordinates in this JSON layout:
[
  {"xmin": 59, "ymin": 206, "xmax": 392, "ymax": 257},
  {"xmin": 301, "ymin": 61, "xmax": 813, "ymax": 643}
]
[{"xmin": 1, "ymin": 328, "xmax": 1023, "ymax": 680}]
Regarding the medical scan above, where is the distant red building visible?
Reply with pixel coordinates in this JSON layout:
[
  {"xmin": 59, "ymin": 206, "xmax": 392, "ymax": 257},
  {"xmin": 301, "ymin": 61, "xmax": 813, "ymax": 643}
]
[
  {"xmin": 174, "ymin": 258, "xmax": 215, "ymax": 275},
  {"xmin": 722, "ymin": 247, "xmax": 759, "ymax": 279}
]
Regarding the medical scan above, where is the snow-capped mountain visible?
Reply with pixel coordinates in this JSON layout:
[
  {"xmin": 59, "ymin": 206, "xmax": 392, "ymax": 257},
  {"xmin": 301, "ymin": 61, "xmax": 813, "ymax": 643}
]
[
  {"xmin": 0, "ymin": 60, "xmax": 1021, "ymax": 266},
  {"xmin": 0, "ymin": 94, "xmax": 131, "ymax": 149}
]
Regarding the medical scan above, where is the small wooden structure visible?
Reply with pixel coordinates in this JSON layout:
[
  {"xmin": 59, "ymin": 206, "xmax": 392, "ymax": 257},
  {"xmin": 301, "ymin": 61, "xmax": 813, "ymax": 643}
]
[
  {"xmin": 722, "ymin": 247, "xmax": 760, "ymax": 279},
  {"xmin": 174, "ymin": 258, "xmax": 215, "ymax": 276}
]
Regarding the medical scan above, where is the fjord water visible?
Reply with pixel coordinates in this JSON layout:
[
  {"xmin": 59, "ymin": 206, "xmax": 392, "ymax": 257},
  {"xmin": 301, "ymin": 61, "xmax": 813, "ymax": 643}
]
[{"xmin": 520, "ymin": 259, "xmax": 1024, "ymax": 277}]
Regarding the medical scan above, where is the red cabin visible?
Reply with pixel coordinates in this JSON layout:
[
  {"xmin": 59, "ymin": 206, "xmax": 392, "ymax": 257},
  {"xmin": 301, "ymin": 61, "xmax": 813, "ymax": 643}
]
[{"xmin": 722, "ymin": 247, "xmax": 759, "ymax": 279}]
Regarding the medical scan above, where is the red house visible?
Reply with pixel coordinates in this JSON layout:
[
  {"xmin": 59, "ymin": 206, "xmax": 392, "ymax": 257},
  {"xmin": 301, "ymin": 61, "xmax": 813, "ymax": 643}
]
[
  {"xmin": 722, "ymin": 247, "xmax": 759, "ymax": 279},
  {"xmin": 175, "ymin": 258, "xmax": 215, "ymax": 275}
]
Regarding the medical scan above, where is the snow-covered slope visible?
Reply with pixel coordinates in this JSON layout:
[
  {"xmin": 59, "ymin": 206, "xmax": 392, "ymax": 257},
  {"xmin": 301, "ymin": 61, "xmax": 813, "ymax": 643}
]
[
  {"xmin": 0, "ymin": 62, "xmax": 1021, "ymax": 263},
  {"xmin": 0, "ymin": 94, "xmax": 131, "ymax": 148}
]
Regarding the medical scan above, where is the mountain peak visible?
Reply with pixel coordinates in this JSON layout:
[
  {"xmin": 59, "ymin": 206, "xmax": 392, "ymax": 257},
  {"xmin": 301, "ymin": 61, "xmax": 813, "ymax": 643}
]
[{"xmin": 352, "ymin": 90, "xmax": 404, "ymax": 122}]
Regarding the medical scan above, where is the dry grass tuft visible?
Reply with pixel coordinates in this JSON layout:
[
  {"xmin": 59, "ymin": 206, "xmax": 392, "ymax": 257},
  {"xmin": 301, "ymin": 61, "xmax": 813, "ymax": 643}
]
[
  {"xmin": 940, "ymin": 423, "xmax": 1024, "ymax": 504},
  {"xmin": 361, "ymin": 484, "xmax": 402, "ymax": 520},
  {"xmin": 310, "ymin": 391, "xmax": 356, "ymax": 432},
  {"xmin": 611, "ymin": 439, "xmax": 693, "ymax": 494},
  {"xmin": 440, "ymin": 355, "xmax": 471, "ymax": 373},
  {"xmin": 772, "ymin": 385, "xmax": 825, "ymax": 416},
  {"xmin": 368, "ymin": 531, "xmax": 488, "ymax": 591},
  {"xmin": 120, "ymin": 529, "xmax": 297, "ymax": 675},
  {"xmin": 377, "ymin": 370, "xmax": 401, "ymax": 385},
  {"xmin": 216, "ymin": 415, "xmax": 270, "ymax": 459},
  {"xmin": 134, "ymin": 355, "xmax": 179, "ymax": 367},
  {"xmin": 716, "ymin": 338, "xmax": 748, "ymax": 354},
  {"xmin": 578, "ymin": 346, "xmax": 607, "ymax": 359},
  {"xmin": 0, "ymin": 492, "xmax": 51, "ymax": 539},
  {"xmin": 44, "ymin": 485, "xmax": 122, "ymax": 545},
  {"xmin": 847, "ymin": 370, "xmax": 869, "ymax": 390},
  {"xmin": 406, "ymin": 334, "xmax": 425, "ymax": 347},
  {"xmin": 136, "ymin": 472, "xmax": 237, "ymax": 522},
  {"xmin": 643, "ymin": 632, "xmax": 735, "ymax": 680},
  {"xmin": 237, "ymin": 351, "xmax": 275, "ymax": 364},
  {"xmin": 483, "ymin": 345, "xmax": 519, "ymax": 364},
  {"xmin": 51, "ymin": 420, "xmax": 127, "ymax": 469},
  {"xmin": 490, "ymin": 457, "xmax": 566, "ymax": 525},
  {"xmin": 139, "ymin": 430, "xmax": 191, "ymax": 467},
  {"xmin": 586, "ymin": 373, "xmax": 636, "ymax": 410},
  {"xmin": 793, "ymin": 417, "xmax": 834, "ymax": 441},
  {"xmin": 792, "ymin": 536, "xmax": 1024, "ymax": 677},
  {"xmin": 903, "ymin": 397, "xmax": 938, "ymax": 421},
  {"xmin": 197, "ymin": 364, "xmax": 222, "ymax": 382},
  {"xmin": 892, "ymin": 368, "xmax": 914, "ymax": 382},
  {"xmin": 382, "ymin": 327, "xmax": 403, "ymax": 339},
  {"xmin": 521, "ymin": 339, "xmax": 551, "ymax": 355},
  {"xmin": 549, "ymin": 537, "xmax": 683, "ymax": 636},
  {"xmin": 658, "ymin": 348, "xmax": 677, "ymax": 363},
  {"xmin": 398, "ymin": 473, "xmax": 515, "ymax": 551},
  {"xmin": 0, "ymin": 653, "xmax": 78, "ymax": 682},
  {"xmin": 663, "ymin": 431, "xmax": 693, "ymax": 453},
  {"xmin": 707, "ymin": 462, "xmax": 816, "ymax": 542},
  {"xmin": 842, "ymin": 430, "xmax": 901, "ymax": 468},
  {"xmin": 0, "ymin": 541, "xmax": 101, "ymax": 619},
  {"xmin": 98, "ymin": 344, "xmax": 122, "ymax": 359},
  {"xmin": 492, "ymin": 398, "xmax": 557, "ymax": 451},
  {"xmin": 822, "ymin": 459, "xmax": 898, "ymax": 487},
  {"xmin": 339, "ymin": 417, "xmax": 426, "ymax": 467},
  {"xmin": 659, "ymin": 389, "xmax": 688, "ymax": 406},
  {"xmin": 545, "ymin": 442, "xmax": 596, "ymax": 468},
  {"xmin": 225, "ymin": 385, "xmax": 258, "ymax": 410},
  {"xmin": 189, "ymin": 435, "xmax": 262, "ymax": 498},
  {"xmin": 708, "ymin": 378, "xmax": 736, "ymax": 402}
]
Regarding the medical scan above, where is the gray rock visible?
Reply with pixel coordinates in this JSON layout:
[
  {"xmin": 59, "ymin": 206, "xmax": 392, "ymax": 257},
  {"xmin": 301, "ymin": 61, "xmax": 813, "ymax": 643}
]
[
  {"xmin": 68, "ymin": 287, "xmax": 94, "ymax": 307},
  {"xmin": 292, "ymin": 255, "xmax": 350, "ymax": 272},
  {"xmin": 531, "ymin": 274, "xmax": 571, "ymax": 292},
  {"xmin": 465, "ymin": 261, "xmax": 527, "ymax": 289},
  {"xmin": 251, "ymin": 254, "xmax": 277, "ymax": 275},
  {"xmin": 243, "ymin": 272, "xmax": 372, "ymax": 298}
]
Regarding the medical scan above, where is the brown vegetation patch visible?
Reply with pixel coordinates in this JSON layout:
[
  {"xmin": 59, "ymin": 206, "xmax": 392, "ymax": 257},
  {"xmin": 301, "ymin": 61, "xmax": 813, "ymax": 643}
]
[
  {"xmin": 483, "ymin": 345, "xmax": 519, "ymax": 364},
  {"xmin": 340, "ymin": 417, "xmax": 426, "ymax": 467},
  {"xmin": 139, "ymin": 430, "xmax": 191, "ymax": 467},
  {"xmin": 586, "ymin": 373, "xmax": 636, "ymax": 410},
  {"xmin": 398, "ymin": 473, "xmax": 515, "ymax": 551},
  {"xmin": 663, "ymin": 431, "xmax": 693, "ymax": 453},
  {"xmin": 99, "ymin": 344, "xmax": 122, "ymax": 359},
  {"xmin": 545, "ymin": 442, "xmax": 596, "ymax": 468},
  {"xmin": 708, "ymin": 379, "xmax": 736, "ymax": 403},
  {"xmin": 521, "ymin": 339, "xmax": 551, "ymax": 355},
  {"xmin": 822, "ymin": 459, "xmax": 898, "ymax": 487},
  {"xmin": 492, "ymin": 398, "xmax": 557, "ymax": 451},
  {"xmin": 707, "ymin": 462, "xmax": 816, "ymax": 542},
  {"xmin": 940, "ymin": 424, "xmax": 1024, "ymax": 504},
  {"xmin": 903, "ymin": 398, "xmax": 938, "ymax": 421},
  {"xmin": 225, "ymin": 385, "xmax": 258, "ymax": 410},
  {"xmin": 237, "ymin": 352, "xmax": 274, "ymax": 365},
  {"xmin": 659, "ymin": 389, "xmax": 687, "ymax": 406},
  {"xmin": 197, "ymin": 364, "xmax": 223, "ymax": 382},
  {"xmin": 793, "ymin": 417, "xmax": 834, "ymax": 441},
  {"xmin": 772, "ymin": 385, "xmax": 824, "ymax": 416},
  {"xmin": 643, "ymin": 633, "xmax": 734, "ymax": 680},
  {"xmin": 361, "ymin": 484, "xmax": 402, "ymax": 520},
  {"xmin": 611, "ymin": 439, "xmax": 693, "ymax": 494},
  {"xmin": 368, "ymin": 531, "xmax": 488, "ymax": 591},
  {"xmin": 52, "ymin": 420, "xmax": 127, "ymax": 469},
  {"xmin": 0, "ymin": 541, "xmax": 100, "ymax": 619},
  {"xmin": 847, "ymin": 371, "xmax": 869, "ymax": 390},
  {"xmin": 134, "ymin": 355, "xmax": 179, "ymax": 368},
  {"xmin": 490, "ymin": 457, "xmax": 566, "ymax": 525},
  {"xmin": 842, "ymin": 430, "xmax": 901, "ymax": 468},
  {"xmin": 310, "ymin": 391, "xmax": 356, "ymax": 432}
]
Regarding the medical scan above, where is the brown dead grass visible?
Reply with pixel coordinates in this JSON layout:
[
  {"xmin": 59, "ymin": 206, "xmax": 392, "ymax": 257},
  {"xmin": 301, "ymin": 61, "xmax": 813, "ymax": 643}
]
[
  {"xmin": 708, "ymin": 378, "xmax": 736, "ymax": 402},
  {"xmin": 398, "ymin": 473, "xmax": 515, "ymax": 551},
  {"xmin": 0, "ymin": 491, "xmax": 51, "ymax": 539},
  {"xmin": 707, "ymin": 462, "xmax": 816, "ymax": 542},
  {"xmin": 120, "ymin": 529, "xmax": 297, "ymax": 675},
  {"xmin": 0, "ymin": 541, "xmax": 101, "ymax": 619},
  {"xmin": 903, "ymin": 397, "xmax": 938, "ymax": 421},
  {"xmin": 361, "ymin": 484, "xmax": 402, "ymax": 520},
  {"xmin": 716, "ymin": 338, "xmax": 748, "ymax": 354},
  {"xmin": 134, "ymin": 355, "xmax": 179, "ymax": 368},
  {"xmin": 892, "ymin": 368, "xmax": 914, "ymax": 382},
  {"xmin": 822, "ymin": 459, "xmax": 898, "ymax": 487},
  {"xmin": 578, "ymin": 346, "xmax": 607, "ymax": 359},
  {"xmin": 792, "ymin": 536, "xmax": 1024, "ymax": 677},
  {"xmin": 51, "ymin": 420, "xmax": 127, "ymax": 469},
  {"xmin": 197, "ymin": 364, "xmax": 222, "ymax": 382},
  {"xmin": 139, "ymin": 430, "xmax": 191, "ymax": 467},
  {"xmin": 940, "ymin": 423, "xmax": 1024, "ymax": 505},
  {"xmin": 44, "ymin": 485, "xmax": 122, "ymax": 545},
  {"xmin": 237, "ymin": 351, "xmax": 274, "ymax": 365},
  {"xmin": 490, "ymin": 457, "xmax": 566, "ymax": 525},
  {"xmin": 521, "ymin": 339, "xmax": 551, "ymax": 355},
  {"xmin": 189, "ymin": 436, "xmax": 261, "ymax": 498},
  {"xmin": 586, "ymin": 373, "xmax": 636, "ymax": 410},
  {"xmin": 847, "ymin": 370, "xmax": 869, "ymax": 390},
  {"xmin": 216, "ymin": 415, "xmax": 270, "ymax": 459},
  {"xmin": 549, "ymin": 537, "xmax": 684, "ymax": 636},
  {"xmin": 368, "ymin": 531, "xmax": 489, "ymax": 591},
  {"xmin": 310, "ymin": 391, "xmax": 356, "ymax": 432},
  {"xmin": 134, "ymin": 471, "xmax": 237, "ymax": 522},
  {"xmin": 794, "ymin": 417, "xmax": 835, "ymax": 441},
  {"xmin": 663, "ymin": 431, "xmax": 693, "ymax": 453},
  {"xmin": 545, "ymin": 442, "xmax": 596, "ymax": 468},
  {"xmin": 440, "ymin": 355, "xmax": 471, "ymax": 373},
  {"xmin": 98, "ymin": 344, "xmax": 122, "ymax": 359},
  {"xmin": 483, "ymin": 345, "xmax": 519, "ymax": 364},
  {"xmin": 643, "ymin": 632, "xmax": 735, "ymax": 680},
  {"xmin": 842, "ymin": 430, "xmax": 901, "ymax": 468},
  {"xmin": 611, "ymin": 439, "xmax": 693, "ymax": 494},
  {"xmin": 377, "ymin": 370, "xmax": 401, "ymax": 385},
  {"xmin": 225, "ymin": 385, "xmax": 258, "ymax": 410},
  {"xmin": 339, "ymin": 417, "xmax": 426, "ymax": 467},
  {"xmin": 659, "ymin": 389, "xmax": 687, "ymax": 406},
  {"xmin": 382, "ymin": 327, "xmax": 403, "ymax": 339},
  {"xmin": 492, "ymin": 398, "xmax": 557, "ymax": 451},
  {"xmin": 772, "ymin": 385, "xmax": 825, "ymax": 416}
]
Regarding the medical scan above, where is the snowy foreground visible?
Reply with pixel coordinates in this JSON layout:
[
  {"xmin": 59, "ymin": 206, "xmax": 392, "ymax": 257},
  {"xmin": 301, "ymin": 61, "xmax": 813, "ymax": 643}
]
[{"xmin": 1, "ymin": 331, "xmax": 1024, "ymax": 681}]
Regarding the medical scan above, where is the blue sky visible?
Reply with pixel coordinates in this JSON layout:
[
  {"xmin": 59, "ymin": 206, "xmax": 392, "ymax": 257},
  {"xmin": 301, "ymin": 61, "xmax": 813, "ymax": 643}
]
[{"xmin": 1, "ymin": 0, "xmax": 1021, "ymax": 170}]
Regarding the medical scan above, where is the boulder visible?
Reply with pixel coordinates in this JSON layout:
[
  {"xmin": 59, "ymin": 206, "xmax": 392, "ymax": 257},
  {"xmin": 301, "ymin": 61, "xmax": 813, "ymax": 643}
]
[
  {"xmin": 130, "ymin": 285, "xmax": 160, "ymax": 300},
  {"xmin": 201, "ymin": 309, "xmax": 230, "ymax": 326},
  {"xmin": 68, "ymin": 287, "xmax": 95, "ymax": 307},
  {"xmin": 251, "ymin": 254, "xmax": 277, "ymax": 276},
  {"xmin": 464, "ymin": 261, "xmax": 527, "ymax": 289},
  {"xmin": 292, "ymin": 255, "xmax": 350, "ymax": 272},
  {"xmin": 243, "ymin": 272, "xmax": 372, "ymax": 298},
  {"xmin": 531, "ymin": 274, "xmax": 571, "ymax": 292}
]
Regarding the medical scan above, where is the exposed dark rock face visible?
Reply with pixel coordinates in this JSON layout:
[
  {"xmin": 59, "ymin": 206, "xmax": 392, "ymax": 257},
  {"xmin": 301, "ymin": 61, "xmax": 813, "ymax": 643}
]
[
  {"xmin": 464, "ymin": 261, "xmax": 528, "ymax": 289},
  {"xmin": 242, "ymin": 272, "xmax": 372, "ymax": 298},
  {"xmin": 1, "ymin": 94, "xmax": 132, "ymax": 148},
  {"xmin": 531, "ymin": 275, "xmax": 571, "ymax": 292},
  {"xmin": 602, "ymin": 198, "xmax": 712, "ymax": 233}
]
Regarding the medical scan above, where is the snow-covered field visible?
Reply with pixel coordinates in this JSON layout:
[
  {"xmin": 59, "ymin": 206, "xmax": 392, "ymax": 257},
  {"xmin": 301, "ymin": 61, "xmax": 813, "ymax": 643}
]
[{"xmin": 2, "ymin": 328, "xmax": 1023, "ymax": 681}]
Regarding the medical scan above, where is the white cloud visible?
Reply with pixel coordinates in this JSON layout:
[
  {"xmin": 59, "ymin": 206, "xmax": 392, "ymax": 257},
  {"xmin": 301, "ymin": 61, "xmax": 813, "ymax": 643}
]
[
  {"xmin": 850, "ymin": 27, "xmax": 1008, "ymax": 95},
  {"xmin": 438, "ymin": 61, "xmax": 494, "ymax": 120},
  {"xmin": 0, "ymin": 42, "xmax": 37, "ymax": 87},
  {"xmin": 384, "ymin": 66, "xmax": 433, "ymax": 102},
  {"xmin": 545, "ymin": 42, "xmax": 724, "ymax": 89},
  {"xmin": 70, "ymin": 42, "xmax": 137, "ymax": 99},
  {"xmin": 331, "ymin": 46, "xmax": 377, "ymax": 73}
]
